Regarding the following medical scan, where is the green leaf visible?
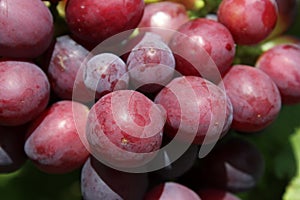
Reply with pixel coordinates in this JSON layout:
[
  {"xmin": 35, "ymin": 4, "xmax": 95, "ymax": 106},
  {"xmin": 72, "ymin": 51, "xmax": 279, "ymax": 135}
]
[{"xmin": 283, "ymin": 129, "xmax": 300, "ymax": 200}]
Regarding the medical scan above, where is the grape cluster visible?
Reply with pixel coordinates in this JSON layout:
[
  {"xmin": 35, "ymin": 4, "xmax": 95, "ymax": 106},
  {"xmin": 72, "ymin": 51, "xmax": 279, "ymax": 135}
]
[{"xmin": 0, "ymin": 0, "xmax": 300, "ymax": 199}]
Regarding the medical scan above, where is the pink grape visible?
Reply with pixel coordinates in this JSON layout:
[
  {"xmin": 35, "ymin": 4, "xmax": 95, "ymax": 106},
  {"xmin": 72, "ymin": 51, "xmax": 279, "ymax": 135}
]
[
  {"xmin": 0, "ymin": 60, "xmax": 50, "ymax": 126},
  {"xmin": 24, "ymin": 101, "xmax": 90, "ymax": 174}
]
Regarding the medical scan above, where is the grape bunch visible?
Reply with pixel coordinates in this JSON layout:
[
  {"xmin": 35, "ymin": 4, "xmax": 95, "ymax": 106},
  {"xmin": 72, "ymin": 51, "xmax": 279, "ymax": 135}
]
[{"xmin": 0, "ymin": 0, "xmax": 300, "ymax": 199}]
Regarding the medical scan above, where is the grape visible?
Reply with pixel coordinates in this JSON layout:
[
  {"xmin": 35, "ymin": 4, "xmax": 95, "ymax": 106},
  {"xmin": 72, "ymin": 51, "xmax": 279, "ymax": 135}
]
[
  {"xmin": 154, "ymin": 76, "xmax": 233, "ymax": 145},
  {"xmin": 222, "ymin": 65, "xmax": 282, "ymax": 133},
  {"xmin": 169, "ymin": 18, "xmax": 235, "ymax": 78},
  {"xmin": 86, "ymin": 90, "xmax": 165, "ymax": 169},
  {"xmin": 24, "ymin": 100, "xmax": 90, "ymax": 174},
  {"xmin": 0, "ymin": 0, "xmax": 54, "ymax": 58},
  {"xmin": 127, "ymin": 32, "xmax": 175, "ymax": 93},
  {"xmin": 268, "ymin": 0, "xmax": 297, "ymax": 38},
  {"xmin": 81, "ymin": 158, "xmax": 123, "ymax": 200},
  {"xmin": 65, "ymin": 0, "xmax": 145, "ymax": 48},
  {"xmin": 256, "ymin": 44, "xmax": 300, "ymax": 105},
  {"xmin": 152, "ymin": 143, "xmax": 199, "ymax": 181},
  {"xmin": 198, "ymin": 189, "xmax": 241, "ymax": 200},
  {"xmin": 217, "ymin": 0, "xmax": 278, "ymax": 45},
  {"xmin": 83, "ymin": 156, "xmax": 149, "ymax": 200},
  {"xmin": 144, "ymin": 182, "xmax": 201, "ymax": 200},
  {"xmin": 0, "ymin": 60, "xmax": 50, "ymax": 126},
  {"xmin": 138, "ymin": 2, "xmax": 189, "ymax": 42},
  {"xmin": 0, "ymin": 125, "xmax": 27, "ymax": 173},
  {"xmin": 47, "ymin": 35, "xmax": 94, "ymax": 102},
  {"xmin": 199, "ymin": 137, "xmax": 265, "ymax": 193},
  {"xmin": 83, "ymin": 53, "xmax": 129, "ymax": 98}
]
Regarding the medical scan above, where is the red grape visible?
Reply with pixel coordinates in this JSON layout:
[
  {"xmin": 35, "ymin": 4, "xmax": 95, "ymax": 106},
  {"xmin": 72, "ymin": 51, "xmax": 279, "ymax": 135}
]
[
  {"xmin": 83, "ymin": 53, "xmax": 129, "ymax": 98},
  {"xmin": 256, "ymin": 44, "xmax": 300, "ymax": 104},
  {"xmin": 138, "ymin": 2, "xmax": 189, "ymax": 42},
  {"xmin": 169, "ymin": 18, "xmax": 235, "ymax": 78},
  {"xmin": 154, "ymin": 76, "xmax": 233, "ymax": 145},
  {"xmin": 222, "ymin": 65, "xmax": 281, "ymax": 133},
  {"xmin": 86, "ymin": 90, "xmax": 165, "ymax": 169},
  {"xmin": 65, "ymin": 0, "xmax": 145, "ymax": 48},
  {"xmin": 127, "ymin": 32, "xmax": 175, "ymax": 93},
  {"xmin": 24, "ymin": 101, "xmax": 89, "ymax": 174},
  {"xmin": 217, "ymin": 0, "xmax": 278, "ymax": 45},
  {"xmin": 47, "ymin": 35, "xmax": 93, "ymax": 102},
  {"xmin": 144, "ymin": 182, "xmax": 201, "ymax": 200},
  {"xmin": 0, "ymin": 0, "xmax": 54, "ymax": 58},
  {"xmin": 0, "ymin": 60, "xmax": 50, "ymax": 126}
]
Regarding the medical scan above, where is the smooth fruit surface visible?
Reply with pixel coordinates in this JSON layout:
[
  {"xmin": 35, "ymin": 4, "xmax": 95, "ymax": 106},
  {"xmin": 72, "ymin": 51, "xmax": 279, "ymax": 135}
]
[
  {"xmin": 0, "ymin": 0, "xmax": 53, "ymax": 58},
  {"xmin": 0, "ymin": 60, "xmax": 50, "ymax": 126}
]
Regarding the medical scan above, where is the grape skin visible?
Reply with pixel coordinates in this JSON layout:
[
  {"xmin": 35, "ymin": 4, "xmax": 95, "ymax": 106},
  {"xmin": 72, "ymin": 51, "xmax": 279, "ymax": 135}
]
[
  {"xmin": 169, "ymin": 18, "xmax": 235, "ymax": 78},
  {"xmin": 48, "ymin": 35, "xmax": 93, "ymax": 102},
  {"xmin": 256, "ymin": 44, "xmax": 300, "ymax": 104},
  {"xmin": 222, "ymin": 65, "xmax": 281, "ymax": 133},
  {"xmin": 269, "ymin": 0, "xmax": 297, "ymax": 38},
  {"xmin": 24, "ymin": 101, "xmax": 90, "ymax": 174},
  {"xmin": 0, "ymin": 0, "xmax": 54, "ymax": 58},
  {"xmin": 154, "ymin": 76, "xmax": 233, "ymax": 145},
  {"xmin": 199, "ymin": 137, "xmax": 265, "ymax": 193},
  {"xmin": 217, "ymin": 0, "xmax": 278, "ymax": 45},
  {"xmin": 65, "ymin": 0, "xmax": 145, "ymax": 48},
  {"xmin": 127, "ymin": 32, "xmax": 175, "ymax": 93},
  {"xmin": 144, "ymin": 182, "xmax": 201, "ymax": 200},
  {"xmin": 138, "ymin": 2, "xmax": 189, "ymax": 42},
  {"xmin": 88, "ymin": 156, "xmax": 149, "ymax": 200},
  {"xmin": 83, "ymin": 53, "xmax": 129, "ymax": 98},
  {"xmin": 0, "ymin": 60, "xmax": 50, "ymax": 126},
  {"xmin": 86, "ymin": 90, "xmax": 165, "ymax": 168},
  {"xmin": 198, "ymin": 189, "xmax": 241, "ymax": 200},
  {"xmin": 81, "ymin": 158, "xmax": 123, "ymax": 200}
]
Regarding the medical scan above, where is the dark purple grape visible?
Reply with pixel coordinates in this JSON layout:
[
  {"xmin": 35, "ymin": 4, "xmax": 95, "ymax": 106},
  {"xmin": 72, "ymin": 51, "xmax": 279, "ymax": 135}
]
[
  {"xmin": 127, "ymin": 32, "xmax": 175, "ymax": 93},
  {"xmin": 256, "ymin": 44, "xmax": 300, "ymax": 104},
  {"xmin": 198, "ymin": 188, "xmax": 241, "ymax": 200},
  {"xmin": 82, "ymin": 156, "xmax": 149, "ymax": 200},
  {"xmin": 83, "ymin": 53, "xmax": 129, "ymax": 98},
  {"xmin": 81, "ymin": 158, "xmax": 123, "ymax": 200},
  {"xmin": 0, "ymin": 60, "xmax": 50, "ymax": 126},
  {"xmin": 217, "ymin": 0, "xmax": 278, "ymax": 45},
  {"xmin": 169, "ymin": 18, "xmax": 235, "ymax": 79},
  {"xmin": 152, "ymin": 144, "xmax": 199, "ymax": 181},
  {"xmin": 138, "ymin": 2, "xmax": 189, "ymax": 42},
  {"xmin": 154, "ymin": 76, "xmax": 233, "ymax": 145},
  {"xmin": 47, "ymin": 35, "xmax": 93, "ymax": 102},
  {"xmin": 144, "ymin": 182, "xmax": 201, "ymax": 200},
  {"xmin": 0, "ymin": 0, "xmax": 54, "ymax": 58},
  {"xmin": 199, "ymin": 137, "xmax": 265, "ymax": 193},
  {"xmin": 24, "ymin": 101, "xmax": 89, "ymax": 174},
  {"xmin": 65, "ymin": 0, "xmax": 145, "ymax": 49},
  {"xmin": 0, "ymin": 125, "xmax": 27, "ymax": 173},
  {"xmin": 268, "ymin": 0, "xmax": 298, "ymax": 38},
  {"xmin": 222, "ymin": 65, "xmax": 281, "ymax": 133}
]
